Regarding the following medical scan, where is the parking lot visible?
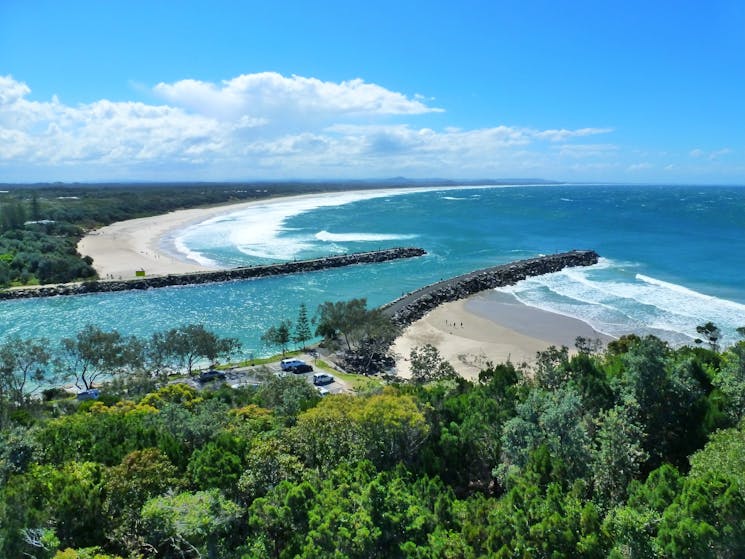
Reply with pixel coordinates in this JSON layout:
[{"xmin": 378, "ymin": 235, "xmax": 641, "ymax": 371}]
[{"xmin": 184, "ymin": 351, "xmax": 352, "ymax": 396}]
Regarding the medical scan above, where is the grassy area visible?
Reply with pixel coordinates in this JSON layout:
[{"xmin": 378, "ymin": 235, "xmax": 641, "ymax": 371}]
[{"xmin": 313, "ymin": 359, "xmax": 385, "ymax": 392}]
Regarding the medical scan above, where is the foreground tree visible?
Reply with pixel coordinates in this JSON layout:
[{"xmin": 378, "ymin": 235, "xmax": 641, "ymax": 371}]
[
  {"xmin": 591, "ymin": 404, "xmax": 648, "ymax": 509},
  {"xmin": 409, "ymin": 344, "xmax": 457, "ymax": 383},
  {"xmin": 104, "ymin": 448, "xmax": 183, "ymax": 555},
  {"xmin": 149, "ymin": 324, "xmax": 240, "ymax": 376},
  {"xmin": 141, "ymin": 489, "xmax": 242, "ymax": 559},
  {"xmin": 293, "ymin": 303, "xmax": 313, "ymax": 350},
  {"xmin": 58, "ymin": 325, "xmax": 143, "ymax": 390},
  {"xmin": 0, "ymin": 336, "xmax": 52, "ymax": 417},
  {"xmin": 292, "ymin": 392, "xmax": 429, "ymax": 470},
  {"xmin": 713, "ymin": 339, "xmax": 745, "ymax": 424},
  {"xmin": 656, "ymin": 423, "xmax": 745, "ymax": 557},
  {"xmin": 261, "ymin": 320, "xmax": 292, "ymax": 356}
]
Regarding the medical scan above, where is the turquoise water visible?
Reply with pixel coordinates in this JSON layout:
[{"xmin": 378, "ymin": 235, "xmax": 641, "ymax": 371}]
[{"xmin": 2, "ymin": 184, "xmax": 744, "ymax": 358}]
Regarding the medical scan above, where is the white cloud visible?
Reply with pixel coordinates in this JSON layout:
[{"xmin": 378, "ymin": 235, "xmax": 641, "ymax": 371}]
[
  {"xmin": 689, "ymin": 147, "xmax": 733, "ymax": 161},
  {"xmin": 0, "ymin": 75, "xmax": 31, "ymax": 105},
  {"xmin": 553, "ymin": 143, "xmax": 619, "ymax": 159},
  {"xmin": 0, "ymin": 72, "xmax": 627, "ymax": 181},
  {"xmin": 627, "ymin": 162, "xmax": 653, "ymax": 172},
  {"xmin": 708, "ymin": 148, "xmax": 732, "ymax": 161},
  {"xmin": 689, "ymin": 148, "xmax": 705, "ymax": 158},
  {"xmin": 534, "ymin": 127, "xmax": 613, "ymax": 142},
  {"xmin": 153, "ymin": 72, "xmax": 442, "ymax": 122}
]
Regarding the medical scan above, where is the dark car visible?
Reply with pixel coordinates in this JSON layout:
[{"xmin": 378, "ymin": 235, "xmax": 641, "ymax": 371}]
[
  {"xmin": 288, "ymin": 363, "xmax": 313, "ymax": 374},
  {"xmin": 76, "ymin": 389, "xmax": 101, "ymax": 401},
  {"xmin": 198, "ymin": 369, "xmax": 226, "ymax": 383}
]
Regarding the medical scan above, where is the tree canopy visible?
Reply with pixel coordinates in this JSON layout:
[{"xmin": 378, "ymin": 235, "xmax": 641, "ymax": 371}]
[{"xmin": 0, "ymin": 327, "xmax": 743, "ymax": 558}]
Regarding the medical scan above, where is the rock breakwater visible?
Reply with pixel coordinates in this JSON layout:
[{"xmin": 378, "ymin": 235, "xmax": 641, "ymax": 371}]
[
  {"xmin": 0, "ymin": 247, "xmax": 427, "ymax": 300},
  {"xmin": 383, "ymin": 250, "xmax": 599, "ymax": 328}
]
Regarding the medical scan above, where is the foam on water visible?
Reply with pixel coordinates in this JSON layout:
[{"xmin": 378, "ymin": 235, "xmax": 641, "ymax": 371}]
[
  {"xmin": 174, "ymin": 185, "xmax": 509, "ymax": 264},
  {"xmin": 173, "ymin": 190, "xmax": 413, "ymax": 262},
  {"xmin": 314, "ymin": 230, "xmax": 417, "ymax": 242},
  {"xmin": 171, "ymin": 234, "xmax": 221, "ymax": 268},
  {"xmin": 498, "ymin": 259, "xmax": 745, "ymax": 347}
]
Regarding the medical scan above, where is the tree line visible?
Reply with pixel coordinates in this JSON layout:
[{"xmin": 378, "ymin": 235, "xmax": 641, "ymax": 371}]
[
  {"xmin": 0, "ymin": 323, "xmax": 239, "ymax": 426},
  {"xmin": 0, "ymin": 321, "xmax": 743, "ymax": 558}
]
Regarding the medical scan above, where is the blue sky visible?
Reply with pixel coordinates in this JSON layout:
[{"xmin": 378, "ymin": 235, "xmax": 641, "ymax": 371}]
[{"xmin": 1, "ymin": 0, "xmax": 743, "ymax": 183}]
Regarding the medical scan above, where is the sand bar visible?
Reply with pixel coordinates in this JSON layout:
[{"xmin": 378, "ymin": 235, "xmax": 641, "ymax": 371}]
[{"xmin": 392, "ymin": 290, "xmax": 613, "ymax": 380}]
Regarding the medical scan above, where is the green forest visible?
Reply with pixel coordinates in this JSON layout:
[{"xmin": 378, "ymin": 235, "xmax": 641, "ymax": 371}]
[{"xmin": 1, "ymin": 324, "xmax": 743, "ymax": 558}]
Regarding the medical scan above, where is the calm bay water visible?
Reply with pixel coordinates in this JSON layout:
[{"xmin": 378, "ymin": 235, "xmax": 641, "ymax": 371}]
[{"xmin": 2, "ymin": 184, "xmax": 744, "ymax": 358}]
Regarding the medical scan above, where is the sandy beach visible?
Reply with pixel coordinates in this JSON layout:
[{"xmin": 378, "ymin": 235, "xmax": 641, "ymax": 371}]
[
  {"xmin": 391, "ymin": 290, "xmax": 613, "ymax": 380},
  {"xmin": 78, "ymin": 194, "xmax": 327, "ymax": 279}
]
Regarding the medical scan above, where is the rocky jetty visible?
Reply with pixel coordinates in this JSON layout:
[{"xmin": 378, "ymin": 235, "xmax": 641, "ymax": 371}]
[
  {"xmin": 382, "ymin": 250, "xmax": 599, "ymax": 328},
  {"xmin": 0, "ymin": 247, "xmax": 427, "ymax": 300}
]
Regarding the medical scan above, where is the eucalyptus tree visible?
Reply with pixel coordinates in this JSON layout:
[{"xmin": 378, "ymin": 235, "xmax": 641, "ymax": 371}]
[
  {"xmin": 314, "ymin": 298, "xmax": 399, "ymax": 372},
  {"xmin": 261, "ymin": 320, "xmax": 292, "ymax": 356},
  {"xmin": 58, "ymin": 325, "xmax": 144, "ymax": 390},
  {"xmin": 148, "ymin": 324, "xmax": 240, "ymax": 375},
  {"xmin": 314, "ymin": 298, "xmax": 369, "ymax": 351},
  {"xmin": 0, "ymin": 335, "xmax": 52, "ymax": 415},
  {"xmin": 409, "ymin": 344, "xmax": 457, "ymax": 384}
]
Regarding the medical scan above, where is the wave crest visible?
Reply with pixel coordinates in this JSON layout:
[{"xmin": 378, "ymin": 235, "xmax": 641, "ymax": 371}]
[
  {"xmin": 499, "ymin": 261, "xmax": 745, "ymax": 347},
  {"xmin": 314, "ymin": 230, "xmax": 417, "ymax": 242}
]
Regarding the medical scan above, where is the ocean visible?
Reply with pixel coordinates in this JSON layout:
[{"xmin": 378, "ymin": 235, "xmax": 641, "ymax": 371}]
[{"xmin": 2, "ymin": 184, "xmax": 744, "ymax": 359}]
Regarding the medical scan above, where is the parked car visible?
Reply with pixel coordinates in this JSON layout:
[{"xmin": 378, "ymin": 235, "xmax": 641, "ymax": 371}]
[
  {"xmin": 280, "ymin": 358, "xmax": 306, "ymax": 371},
  {"xmin": 312, "ymin": 372, "xmax": 334, "ymax": 385},
  {"xmin": 76, "ymin": 389, "xmax": 100, "ymax": 401},
  {"xmin": 316, "ymin": 386, "xmax": 330, "ymax": 396},
  {"xmin": 289, "ymin": 363, "xmax": 313, "ymax": 373},
  {"xmin": 198, "ymin": 369, "xmax": 226, "ymax": 383}
]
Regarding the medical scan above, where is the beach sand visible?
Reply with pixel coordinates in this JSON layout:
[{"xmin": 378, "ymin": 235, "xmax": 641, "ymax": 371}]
[
  {"xmin": 391, "ymin": 291, "xmax": 613, "ymax": 380},
  {"xmin": 78, "ymin": 194, "xmax": 317, "ymax": 279}
]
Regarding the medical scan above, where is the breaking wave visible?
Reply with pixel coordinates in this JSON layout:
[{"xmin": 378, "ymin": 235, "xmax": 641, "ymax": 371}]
[
  {"xmin": 314, "ymin": 230, "xmax": 417, "ymax": 242},
  {"xmin": 497, "ymin": 259, "xmax": 745, "ymax": 347}
]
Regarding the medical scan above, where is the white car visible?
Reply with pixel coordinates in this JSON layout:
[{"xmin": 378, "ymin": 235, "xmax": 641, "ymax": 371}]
[
  {"xmin": 280, "ymin": 358, "xmax": 305, "ymax": 371},
  {"xmin": 316, "ymin": 386, "xmax": 330, "ymax": 396},
  {"xmin": 312, "ymin": 372, "xmax": 334, "ymax": 385}
]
